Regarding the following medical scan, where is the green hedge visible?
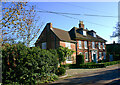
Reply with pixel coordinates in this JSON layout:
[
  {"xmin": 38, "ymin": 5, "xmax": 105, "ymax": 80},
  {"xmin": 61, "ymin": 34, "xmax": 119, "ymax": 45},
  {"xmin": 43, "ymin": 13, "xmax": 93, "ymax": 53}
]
[
  {"xmin": 104, "ymin": 60, "xmax": 120, "ymax": 66},
  {"xmin": 69, "ymin": 63, "xmax": 106, "ymax": 69},
  {"xmin": 76, "ymin": 54, "xmax": 84, "ymax": 65},
  {"xmin": 2, "ymin": 43, "xmax": 58, "ymax": 84},
  {"xmin": 69, "ymin": 60, "xmax": 120, "ymax": 69}
]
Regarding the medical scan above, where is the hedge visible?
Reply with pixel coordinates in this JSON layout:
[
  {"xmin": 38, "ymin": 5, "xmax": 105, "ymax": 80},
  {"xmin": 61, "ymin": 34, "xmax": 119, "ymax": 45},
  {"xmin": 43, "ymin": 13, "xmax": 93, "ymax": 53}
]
[
  {"xmin": 76, "ymin": 54, "xmax": 84, "ymax": 64},
  {"xmin": 69, "ymin": 60, "xmax": 120, "ymax": 69},
  {"xmin": 2, "ymin": 43, "xmax": 58, "ymax": 84},
  {"xmin": 104, "ymin": 60, "xmax": 120, "ymax": 66},
  {"xmin": 69, "ymin": 63, "xmax": 106, "ymax": 69}
]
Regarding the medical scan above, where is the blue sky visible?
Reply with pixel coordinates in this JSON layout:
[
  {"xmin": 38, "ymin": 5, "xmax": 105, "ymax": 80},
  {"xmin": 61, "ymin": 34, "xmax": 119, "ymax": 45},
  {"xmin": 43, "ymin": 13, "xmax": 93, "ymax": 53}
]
[
  {"xmin": 2, "ymin": 2, "xmax": 118, "ymax": 46},
  {"xmin": 30, "ymin": 2, "xmax": 118, "ymax": 46}
]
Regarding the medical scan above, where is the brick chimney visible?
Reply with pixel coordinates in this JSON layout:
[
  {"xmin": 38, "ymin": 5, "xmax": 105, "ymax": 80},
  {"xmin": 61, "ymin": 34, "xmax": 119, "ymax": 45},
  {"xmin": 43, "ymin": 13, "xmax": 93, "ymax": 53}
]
[
  {"xmin": 79, "ymin": 21, "xmax": 84, "ymax": 29},
  {"xmin": 47, "ymin": 22, "xmax": 52, "ymax": 28}
]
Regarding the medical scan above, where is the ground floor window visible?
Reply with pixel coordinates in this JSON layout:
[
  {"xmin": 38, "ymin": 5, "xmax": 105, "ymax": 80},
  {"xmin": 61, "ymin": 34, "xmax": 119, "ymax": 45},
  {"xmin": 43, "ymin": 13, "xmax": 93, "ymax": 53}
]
[
  {"xmin": 99, "ymin": 52, "xmax": 102, "ymax": 60},
  {"xmin": 66, "ymin": 56, "xmax": 72, "ymax": 61},
  {"xmin": 85, "ymin": 52, "xmax": 88, "ymax": 61},
  {"xmin": 103, "ymin": 52, "xmax": 106, "ymax": 59},
  {"xmin": 42, "ymin": 42, "xmax": 46, "ymax": 49}
]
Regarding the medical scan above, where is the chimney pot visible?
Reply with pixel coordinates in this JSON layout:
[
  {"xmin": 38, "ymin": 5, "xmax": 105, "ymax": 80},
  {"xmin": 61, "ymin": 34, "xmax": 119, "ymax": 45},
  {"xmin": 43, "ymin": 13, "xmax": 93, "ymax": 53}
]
[{"xmin": 79, "ymin": 21, "xmax": 84, "ymax": 29}]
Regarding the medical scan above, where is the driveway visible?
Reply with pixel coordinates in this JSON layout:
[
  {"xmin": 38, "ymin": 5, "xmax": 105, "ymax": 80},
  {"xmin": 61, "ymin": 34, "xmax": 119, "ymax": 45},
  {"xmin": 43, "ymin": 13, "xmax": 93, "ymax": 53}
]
[{"xmin": 51, "ymin": 64, "xmax": 120, "ymax": 85}]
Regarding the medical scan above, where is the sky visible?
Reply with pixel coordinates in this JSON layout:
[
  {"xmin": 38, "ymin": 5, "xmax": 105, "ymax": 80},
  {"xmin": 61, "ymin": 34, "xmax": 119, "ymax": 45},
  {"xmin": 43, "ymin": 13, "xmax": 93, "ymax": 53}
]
[
  {"xmin": 1, "ymin": 1, "xmax": 119, "ymax": 46},
  {"xmin": 28, "ymin": 2, "xmax": 118, "ymax": 46}
]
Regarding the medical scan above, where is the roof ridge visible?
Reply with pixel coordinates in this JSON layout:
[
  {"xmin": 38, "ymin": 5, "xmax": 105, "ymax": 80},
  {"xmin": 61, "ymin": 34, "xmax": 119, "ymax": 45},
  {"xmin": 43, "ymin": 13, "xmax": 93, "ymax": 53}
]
[{"xmin": 52, "ymin": 27, "xmax": 68, "ymax": 32}]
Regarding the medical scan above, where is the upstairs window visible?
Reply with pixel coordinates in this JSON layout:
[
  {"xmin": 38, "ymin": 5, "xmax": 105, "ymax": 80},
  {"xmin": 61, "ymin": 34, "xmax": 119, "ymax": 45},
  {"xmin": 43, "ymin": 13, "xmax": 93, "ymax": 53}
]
[
  {"xmin": 98, "ymin": 42, "xmax": 101, "ymax": 49},
  {"xmin": 103, "ymin": 43, "xmax": 105, "ymax": 49},
  {"xmin": 93, "ymin": 33, "xmax": 96, "ymax": 37},
  {"xmin": 99, "ymin": 52, "xmax": 102, "ymax": 60},
  {"xmin": 83, "ymin": 31, "xmax": 86, "ymax": 36},
  {"xmin": 84, "ymin": 41, "xmax": 88, "ymax": 49},
  {"xmin": 66, "ymin": 42, "xmax": 71, "ymax": 49},
  {"xmin": 92, "ymin": 42, "xmax": 95, "ymax": 49},
  {"xmin": 42, "ymin": 42, "xmax": 46, "ymax": 49},
  {"xmin": 78, "ymin": 40, "xmax": 82, "ymax": 49}
]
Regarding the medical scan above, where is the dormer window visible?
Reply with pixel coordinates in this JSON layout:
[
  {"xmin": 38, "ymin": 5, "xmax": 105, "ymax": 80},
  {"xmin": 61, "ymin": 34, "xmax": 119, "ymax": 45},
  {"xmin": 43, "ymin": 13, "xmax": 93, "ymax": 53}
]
[
  {"xmin": 88, "ymin": 30, "xmax": 96, "ymax": 37},
  {"xmin": 93, "ymin": 33, "xmax": 96, "ymax": 37},
  {"xmin": 83, "ymin": 31, "xmax": 86, "ymax": 36}
]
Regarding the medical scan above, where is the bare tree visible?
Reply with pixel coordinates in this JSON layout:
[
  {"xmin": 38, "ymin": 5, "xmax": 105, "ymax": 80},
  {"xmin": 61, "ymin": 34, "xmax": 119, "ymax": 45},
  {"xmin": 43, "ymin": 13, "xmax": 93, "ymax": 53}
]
[{"xmin": 111, "ymin": 22, "xmax": 120, "ymax": 43}]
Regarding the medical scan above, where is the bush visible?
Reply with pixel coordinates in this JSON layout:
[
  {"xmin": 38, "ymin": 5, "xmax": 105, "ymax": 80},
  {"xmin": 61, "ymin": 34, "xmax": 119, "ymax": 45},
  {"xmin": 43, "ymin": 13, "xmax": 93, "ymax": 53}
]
[
  {"xmin": 76, "ymin": 54, "xmax": 84, "ymax": 65},
  {"xmin": 2, "ymin": 43, "xmax": 58, "ymax": 84},
  {"xmin": 69, "ymin": 60, "xmax": 120, "ymax": 69},
  {"xmin": 104, "ymin": 60, "xmax": 120, "ymax": 66},
  {"xmin": 61, "ymin": 64, "xmax": 71, "ymax": 69},
  {"xmin": 113, "ymin": 54, "xmax": 120, "ymax": 61},
  {"xmin": 56, "ymin": 67, "xmax": 66, "ymax": 76}
]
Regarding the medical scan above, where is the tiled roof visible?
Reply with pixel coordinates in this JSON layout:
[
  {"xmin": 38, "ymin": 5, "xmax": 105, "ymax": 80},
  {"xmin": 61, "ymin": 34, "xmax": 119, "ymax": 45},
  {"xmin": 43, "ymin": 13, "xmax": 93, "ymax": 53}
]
[
  {"xmin": 73, "ymin": 27, "xmax": 106, "ymax": 42},
  {"xmin": 51, "ymin": 27, "xmax": 76, "ymax": 43},
  {"xmin": 51, "ymin": 27, "xmax": 106, "ymax": 42}
]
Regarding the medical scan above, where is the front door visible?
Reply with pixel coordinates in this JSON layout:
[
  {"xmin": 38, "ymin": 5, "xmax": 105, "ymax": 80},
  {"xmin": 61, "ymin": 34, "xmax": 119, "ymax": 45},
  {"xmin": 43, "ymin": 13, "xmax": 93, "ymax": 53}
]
[
  {"xmin": 93, "ymin": 54, "xmax": 97, "ymax": 63},
  {"xmin": 91, "ymin": 50, "xmax": 98, "ymax": 63}
]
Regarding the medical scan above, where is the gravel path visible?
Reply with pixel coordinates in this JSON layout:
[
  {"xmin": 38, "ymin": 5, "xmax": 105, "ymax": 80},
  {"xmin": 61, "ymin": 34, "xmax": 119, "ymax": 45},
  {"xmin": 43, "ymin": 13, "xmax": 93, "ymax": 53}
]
[{"xmin": 51, "ymin": 64, "xmax": 120, "ymax": 85}]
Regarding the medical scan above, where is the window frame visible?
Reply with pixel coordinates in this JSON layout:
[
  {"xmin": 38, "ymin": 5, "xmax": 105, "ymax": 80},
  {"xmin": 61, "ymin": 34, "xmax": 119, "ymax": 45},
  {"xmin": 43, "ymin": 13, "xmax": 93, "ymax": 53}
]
[
  {"xmin": 42, "ymin": 42, "xmax": 46, "ymax": 49},
  {"xmin": 65, "ymin": 42, "xmax": 71, "ymax": 49},
  {"xmin": 84, "ymin": 41, "xmax": 88, "ymax": 49},
  {"xmin": 92, "ymin": 42, "xmax": 95, "ymax": 49},
  {"xmin": 93, "ymin": 33, "xmax": 96, "ymax": 37},
  {"xmin": 85, "ymin": 52, "xmax": 88, "ymax": 61},
  {"xmin": 103, "ymin": 52, "xmax": 106, "ymax": 59},
  {"xmin": 78, "ymin": 40, "xmax": 82, "ymax": 49},
  {"xmin": 103, "ymin": 43, "xmax": 105, "ymax": 49},
  {"xmin": 99, "ymin": 52, "xmax": 102, "ymax": 60},
  {"xmin": 83, "ymin": 31, "xmax": 87, "ymax": 36}
]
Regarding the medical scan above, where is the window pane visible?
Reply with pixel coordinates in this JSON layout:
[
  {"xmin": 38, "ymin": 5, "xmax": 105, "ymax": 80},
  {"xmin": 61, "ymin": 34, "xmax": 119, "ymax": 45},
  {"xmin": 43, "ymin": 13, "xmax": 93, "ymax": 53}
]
[
  {"xmin": 83, "ymin": 31, "xmax": 86, "ymax": 36},
  {"xmin": 99, "ymin": 52, "xmax": 102, "ymax": 59},
  {"xmin": 85, "ymin": 52, "xmax": 88, "ymax": 61},
  {"xmin": 79, "ymin": 40, "xmax": 82, "ymax": 49},
  {"xmin": 66, "ymin": 42, "xmax": 71, "ymax": 49},
  {"xmin": 42, "ymin": 42, "xmax": 46, "ymax": 49},
  {"xmin": 92, "ymin": 42, "xmax": 95, "ymax": 49},
  {"xmin": 84, "ymin": 41, "xmax": 87, "ymax": 49},
  {"xmin": 103, "ymin": 43, "xmax": 105, "ymax": 49},
  {"xmin": 103, "ymin": 52, "xmax": 106, "ymax": 59}
]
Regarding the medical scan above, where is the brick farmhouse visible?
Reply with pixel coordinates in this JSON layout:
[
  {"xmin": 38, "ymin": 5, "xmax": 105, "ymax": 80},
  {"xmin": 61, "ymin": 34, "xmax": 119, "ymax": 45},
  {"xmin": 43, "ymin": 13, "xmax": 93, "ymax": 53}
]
[{"xmin": 35, "ymin": 21, "xmax": 107, "ymax": 64}]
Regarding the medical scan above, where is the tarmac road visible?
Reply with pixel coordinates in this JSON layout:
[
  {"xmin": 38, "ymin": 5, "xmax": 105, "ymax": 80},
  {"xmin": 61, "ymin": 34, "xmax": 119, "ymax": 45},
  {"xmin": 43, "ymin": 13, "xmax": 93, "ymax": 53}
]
[{"xmin": 51, "ymin": 64, "xmax": 120, "ymax": 85}]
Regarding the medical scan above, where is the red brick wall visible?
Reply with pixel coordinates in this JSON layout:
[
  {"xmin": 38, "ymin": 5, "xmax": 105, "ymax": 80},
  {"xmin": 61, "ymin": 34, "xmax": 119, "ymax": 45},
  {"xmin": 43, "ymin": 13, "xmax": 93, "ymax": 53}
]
[
  {"xmin": 60, "ymin": 41, "xmax": 76, "ymax": 64},
  {"xmin": 76, "ymin": 40, "xmax": 106, "ymax": 63}
]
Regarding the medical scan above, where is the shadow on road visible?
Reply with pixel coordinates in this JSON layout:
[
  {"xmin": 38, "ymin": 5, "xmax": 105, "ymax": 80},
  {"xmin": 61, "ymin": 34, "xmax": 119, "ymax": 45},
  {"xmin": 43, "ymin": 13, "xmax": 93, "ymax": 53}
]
[{"xmin": 50, "ymin": 68, "xmax": 120, "ymax": 85}]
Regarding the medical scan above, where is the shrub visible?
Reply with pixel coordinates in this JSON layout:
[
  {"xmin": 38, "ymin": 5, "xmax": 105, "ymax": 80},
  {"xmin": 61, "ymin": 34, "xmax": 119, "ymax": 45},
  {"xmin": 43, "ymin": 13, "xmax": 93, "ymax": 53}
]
[
  {"xmin": 104, "ymin": 60, "xmax": 120, "ymax": 66},
  {"xmin": 69, "ymin": 61, "xmax": 120, "ymax": 69},
  {"xmin": 2, "ymin": 43, "xmax": 58, "ymax": 84},
  {"xmin": 61, "ymin": 64, "xmax": 71, "ymax": 69},
  {"xmin": 76, "ymin": 54, "xmax": 84, "ymax": 65},
  {"xmin": 56, "ymin": 67, "xmax": 66, "ymax": 76},
  {"xmin": 113, "ymin": 54, "xmax": 120, "ymax": 61},
  {"xmin": 69, "ymin": 63, "xmax": 106, "ymax": 69}
]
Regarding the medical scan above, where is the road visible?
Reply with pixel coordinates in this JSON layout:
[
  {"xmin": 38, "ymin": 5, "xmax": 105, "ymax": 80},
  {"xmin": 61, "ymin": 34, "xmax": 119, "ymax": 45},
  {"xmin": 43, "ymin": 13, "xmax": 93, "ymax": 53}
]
[{"xmin": 51, "ymin": 64, "xmax": 120, "ymax": 85}]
